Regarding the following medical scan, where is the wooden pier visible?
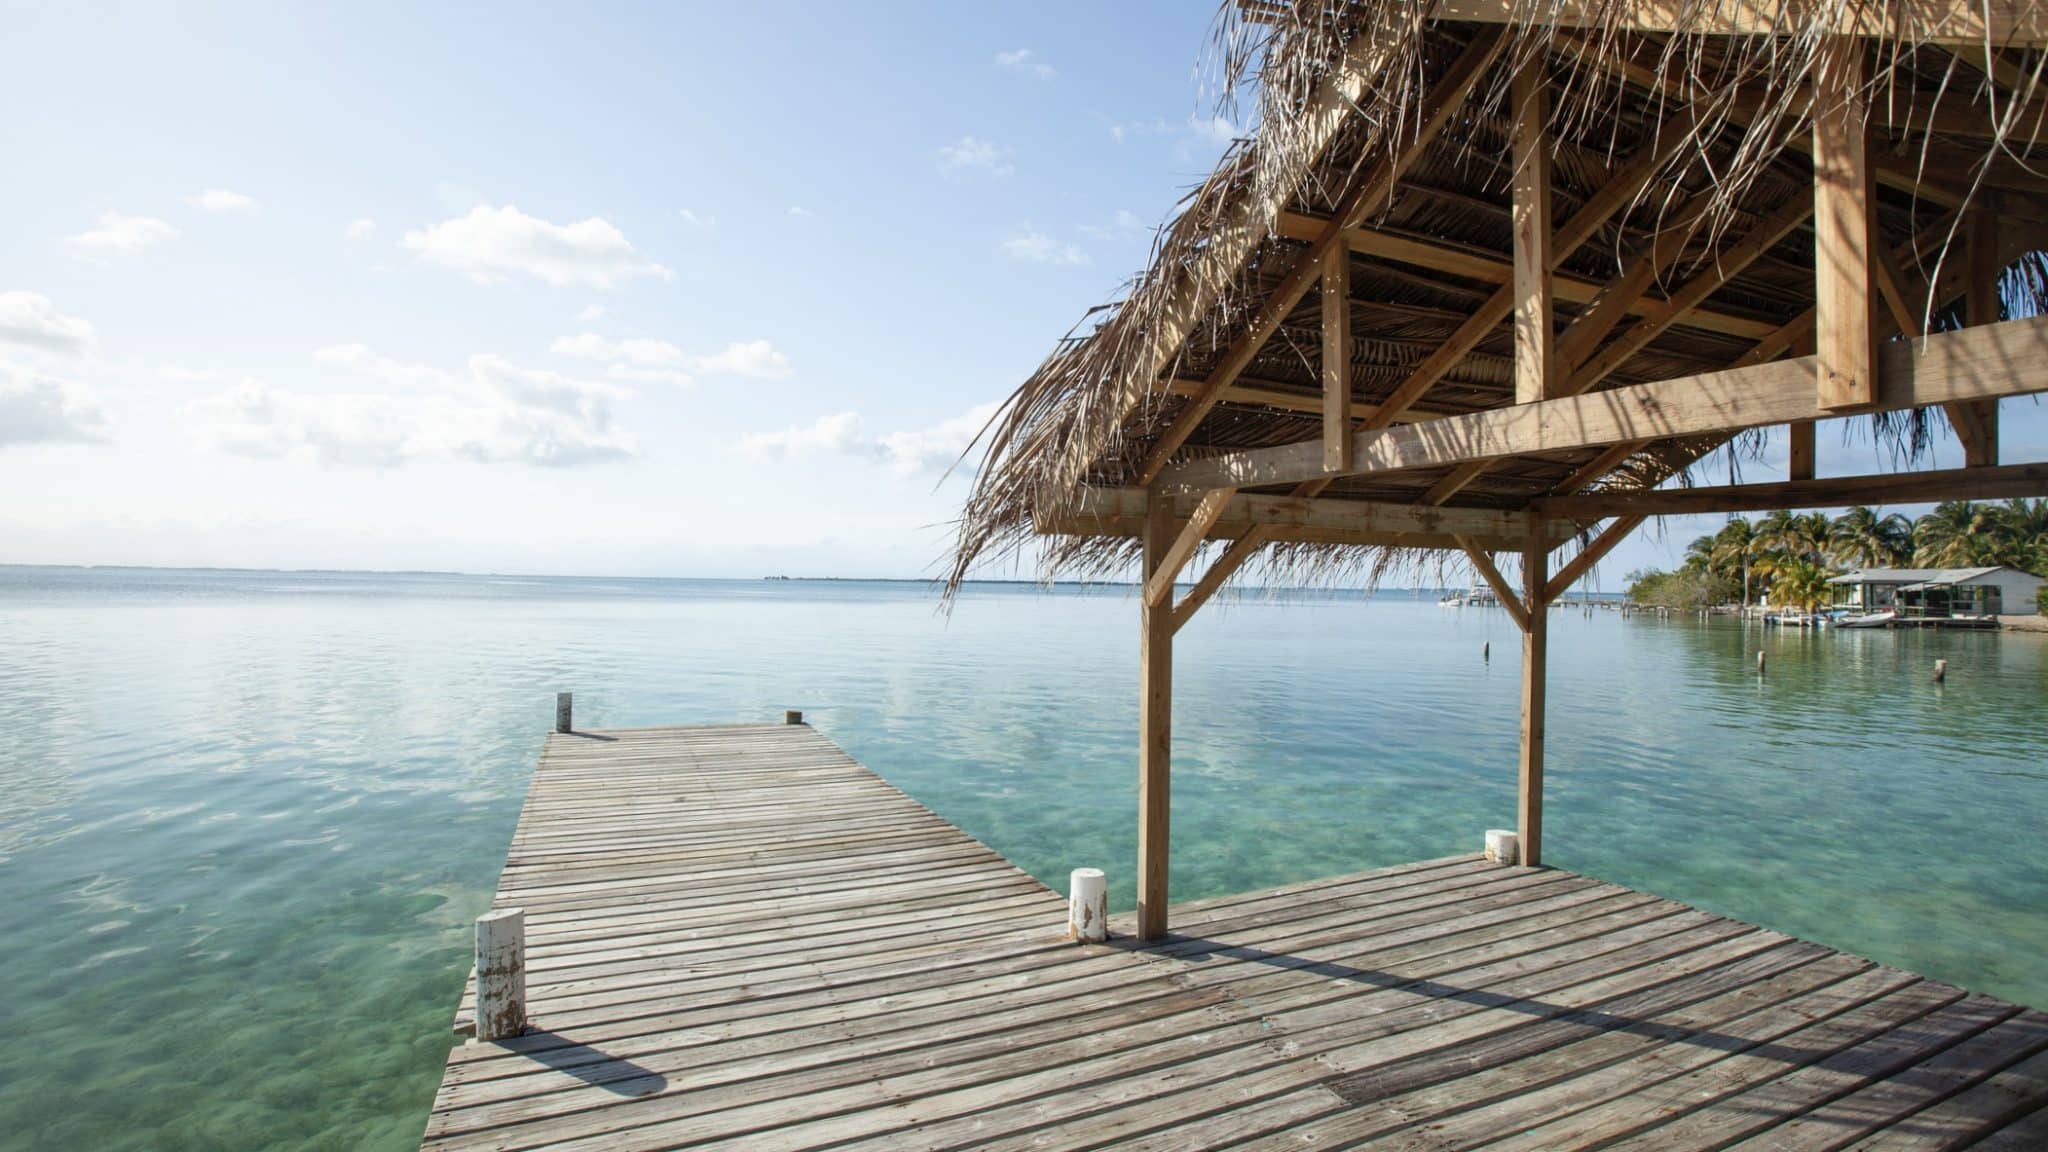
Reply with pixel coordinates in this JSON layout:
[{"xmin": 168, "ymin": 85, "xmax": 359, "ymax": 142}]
[{"xmin": 421, "ymin": 723, "xmax": 2048, "ymax": 1150}]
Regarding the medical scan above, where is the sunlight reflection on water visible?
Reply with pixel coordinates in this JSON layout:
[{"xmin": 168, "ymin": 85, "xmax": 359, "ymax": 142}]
[{"xmin": 0, "ymin": 567, "xmax": 2043, "ymax": 1149}]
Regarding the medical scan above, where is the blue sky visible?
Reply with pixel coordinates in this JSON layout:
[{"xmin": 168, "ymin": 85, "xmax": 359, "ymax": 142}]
[{"xmin": 2, "ymin": 3, "xmax": 2038, "ymax": 587}]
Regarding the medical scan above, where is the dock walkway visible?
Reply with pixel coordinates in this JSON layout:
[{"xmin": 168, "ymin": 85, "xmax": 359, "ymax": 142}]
[{"xmin": 421, "ymin": 723, "xmax": 2048, "ymax": 1150}]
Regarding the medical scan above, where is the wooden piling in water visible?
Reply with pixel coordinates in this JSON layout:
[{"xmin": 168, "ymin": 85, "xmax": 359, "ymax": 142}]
[
  {"xmin": 784, "ymin": 709, "xmax": 804, "ymax": 725},
  {"xmin": 555, "ymin": 692, "xmax": 572, "ymax": 734},
  {"xmin": 1934, "ymin": 659, "xmax": 1949, "ymax": 683}
]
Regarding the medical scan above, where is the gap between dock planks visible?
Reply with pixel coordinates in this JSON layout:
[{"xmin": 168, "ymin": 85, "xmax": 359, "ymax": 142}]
[{"xmin": 422, "ymin": 723, "xmax": 2048, "ymax": 1151}]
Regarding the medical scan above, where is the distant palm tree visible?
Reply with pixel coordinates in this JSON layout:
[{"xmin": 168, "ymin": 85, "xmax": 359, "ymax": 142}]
[
  {"xmin": 1913, "ymin": 501, "xmax": 1999, "ymax": 568},
  {"xmin": 1829, "ymin": 506, "xmax": 1912, "ymax": 568},
  {"xmin": 1992, "ymin": 498, "xmax": 2048, "ymax": 573},
  {"xmin": 1774, "ymin": 558, "xmax": 1834, "ymax": 611},
  {"xmin": 1708, "ymin": 517, "xmax": 1758, "ymax": 605}
]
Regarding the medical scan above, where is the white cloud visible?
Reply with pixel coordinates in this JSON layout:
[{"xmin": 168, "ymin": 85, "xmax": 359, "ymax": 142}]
[
  {"xmin": 938, "ymin": 135, "xmax": 1014, "ymax": 177},
  {"xmin": 738, "ymin": 411, "xmax": 865, "ymax": 460},
  {"xmin": 189, "ymin": 188, "xmax": 258, "ymax": 213},
  {"xmin": 346, "ymin": 218, "xmax": 377, "ymax": 240},
  {"xmin": 691, "ymin": 339, "xmax": 791, "ymax": 380},
  {"xmin": 189, "ymin": 347, "xmax": 632, "ymax": 467},
  {"xmin": 161, "ymin": 363, "xmax": 223, "ymax": 383},
  {"xmin": 574, "ymin": 303, "xmax": 606, "ymax": 323},
  {"xmin": 1001, "ymin": 225, "xmax": 1089, "ymax": 266},
  {"xmin": 1189, "ymin": 113, "xmax": 1244, "ymax": 146},
  {"xmin": 787, "ymin": 205, "xmax": 814, "ymax": 218},
  {"xmin": 736, "ymin": 400, "xmax": 1000, "ymax": 480},
  {"xmin": 0, "ymin": 362, "xmax": 108, "ymax": 447},
  {"xmin": 878, "ymin": 400, "xmax": 1001, "ymax": 479},
  {"xmin": 1079, "ymin": 208, "xmax": 1149, "ymax": 238},
  {"xmin": 1104, "ymin": 116, "xmax": 1172, "ymax": 143},
  {"xmin": 402, "ymin": 205, "xmax": 672, "ymax": 288},
  {"xmin": 0, "ymin": 292, "xmax": 96, "ymax": 356},
  {"xmin": 550, "ymin": 333, "xmax": 791, "ymax": 385},
  {"xmin": 677, "ymin": 208, "xmax": 716, "ymax": 228},
  {"xmin": 995, "ymin": 49, "xmax": 1056, "ymax": 80},
  {"xmin": 67, "ymin": 213, "xmax": 177, "ymax": 254}
]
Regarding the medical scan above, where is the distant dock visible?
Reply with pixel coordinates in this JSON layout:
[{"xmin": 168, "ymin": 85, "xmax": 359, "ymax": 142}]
[{"xmin": 421, "ymin": 720, "xmax": 2048, "ymax": 1150}]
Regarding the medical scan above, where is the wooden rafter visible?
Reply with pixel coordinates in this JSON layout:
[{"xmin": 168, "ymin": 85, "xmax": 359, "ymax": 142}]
[
  {"xmin": 1544, "ymin": 515, "xmax": 1648, "ymax": 602},
  {"xmin": 1050, "ymin": 486, "xmax": 1573, "ymax": 543},
  {"xmin": 1537, "ymin": 462, "xmax": 2048, "ymax": 517},
  {"xmin": 1323, "ymin": 245, "xmax": 1352, "ymax": 470},
  {"xmin": 1814, "ymin": 35, "xmax": 1878, "ymax": 412},
  {"xmin": 1274, "ymin": 214, "xmax": 1782, "ymax": 340},
  {"xmin": 1133, "ymin": 28, "xmax": 1508, "ymax": 486},
  {"xmin": 1156, "ymin": 314, "xmax": 2048, "ymax": 493},
  {"xmin": 1511, "ymin": 56, "xmax": 1553, "ymax": 407},
  {"xmin": 1455, "ymin": 535, "xmax": 1531, "ymax": 632},
  {"xmin": 1426, "ymin": 0, "xmax": 2048, "ymax": 46},
  {"xmin": 1141, "ymin": 487, "xmax": 1236, "ymax": 609}
]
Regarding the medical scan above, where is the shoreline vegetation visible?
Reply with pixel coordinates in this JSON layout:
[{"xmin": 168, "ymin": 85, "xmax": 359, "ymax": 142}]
[{"xmin": 1624, "ymin": 500, "xmax": 2048, "ymax": 615}]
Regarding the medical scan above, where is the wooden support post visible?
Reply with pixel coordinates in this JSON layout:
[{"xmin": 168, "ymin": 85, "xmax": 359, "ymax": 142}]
[
  {"xmin": 1519, "ymin": 524, "xmax": 1550, "ymax": 867},
  {"xmin": 784, "ymin": 709, "xmax": 804, "ymax": 725},
  {"xmin": 1511, "ymin": 56, "xmax": 1553, "ymax": 406},
  {"xmin": 1963, "ymin": 209, "xmax": 2001, "ymax": 466},
  {"xmin": 1814, "ymin": 35, "xmax": 1877, "ymax": 411},
  {"xmin": 1789, "ymin": 421, "xmax": 1817, "ymax": 481},
  {"xmin": 1323, "ymin": 245, "xmax": 1352, "ymax": 470},
  {"xmin": 555, "ymin": 692, "xmax": 572, "ymax": 734},
  {"xmin": 1137, "ymin": 495, "xmax": 1174, "ymax": 940},
  {"xmin": 1067, "ymin": 867, "xmax": 1107, "ymax": 943},
  {"xmin": 474, "ymin": 908, "xmax": 527, "ymax": 1042}
]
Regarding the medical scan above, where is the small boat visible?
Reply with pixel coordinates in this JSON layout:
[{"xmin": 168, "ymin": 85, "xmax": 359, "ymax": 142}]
[{"xmin": 1837, "ymin": 610, "xmax": 1896, "ymax": 629}]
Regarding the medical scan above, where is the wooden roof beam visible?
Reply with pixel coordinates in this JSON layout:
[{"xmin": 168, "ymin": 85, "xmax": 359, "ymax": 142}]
[
  {"xmin": 1274, "ymin": 213, "xmax": 1783, "ymax": 340},
  {"xmin": 1054, "ymin": 486, "xmax": 1574, "ymax": 542},
  {"xmin": 1536, "ymin": 462, "xmax": 2048, "ymax": 517},
  {"xmin": 1133, "ymin": 28, "xmax": 1509, "ymax": 486},
  {"xmin": 1426, "ymin": 0, "xmax": 2048, "ymax": 47},
  {"xmin": 1154, "ymin": 313, "xmax": 2048, "ymax": 492}
]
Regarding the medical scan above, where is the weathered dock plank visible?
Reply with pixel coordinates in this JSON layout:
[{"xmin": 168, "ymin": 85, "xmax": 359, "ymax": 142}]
[{"xmin": 420, "ymin": 723, "xmax": 2048, "ymax": 1150}]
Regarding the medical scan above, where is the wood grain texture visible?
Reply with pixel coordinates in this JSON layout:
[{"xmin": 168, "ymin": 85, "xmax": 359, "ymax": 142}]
[{"xmin": 420, "ymin": 725, "xmax": 2048, "ymax": 1150}]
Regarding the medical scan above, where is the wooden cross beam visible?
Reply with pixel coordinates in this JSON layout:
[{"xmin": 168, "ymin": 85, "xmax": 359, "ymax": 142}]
[
  {"xmin": 1536, "ymin": 462, "xmax": 2048, "ymax": 518},
  {"xmin": 1154, "ymin": 314, "xmax": 2048, "ymax": 493},
  {"xmin": 1132, "ymin": 28, "xmax": 1507, "ymax": 486}
]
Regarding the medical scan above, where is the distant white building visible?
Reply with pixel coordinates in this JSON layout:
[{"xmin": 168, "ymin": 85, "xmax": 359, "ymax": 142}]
[{"xmin": 1828, "ymin": 566, "xmax": 2047, "ymax": 617}]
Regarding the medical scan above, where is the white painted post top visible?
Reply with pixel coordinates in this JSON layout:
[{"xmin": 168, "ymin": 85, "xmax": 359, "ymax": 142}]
[
  {"xmin": 1068, "ymin": 867, "xmax": 1108, "ymax": 943},
  {"xmin": 1485, "ymin": 829, "xmax": 1520, "ymax": 866}
]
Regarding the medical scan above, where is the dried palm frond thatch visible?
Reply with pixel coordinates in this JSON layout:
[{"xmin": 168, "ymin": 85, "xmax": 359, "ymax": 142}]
[{"xmin": 947, "ymin": 0, "xmax": 2048, "ymax": 600}]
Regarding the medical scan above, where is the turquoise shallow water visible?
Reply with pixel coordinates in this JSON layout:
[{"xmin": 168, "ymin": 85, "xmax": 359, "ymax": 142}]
[{"xmin": 1, "ymin": 567, "xmax": 2044, "ymax": 1149}]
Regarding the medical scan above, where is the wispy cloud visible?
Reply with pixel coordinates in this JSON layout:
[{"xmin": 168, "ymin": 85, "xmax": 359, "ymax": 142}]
[
  {"xmin": 402, "ymin": 205, "xmax": 672, "ymax": 288},
  {"xmin": 1187, "ymin": 113, "xmax": 1244, "ymax": 146},
  {"xmin": 938, "ymin": 136, "xmax": 1014, "ymax": 178},
  {"xmin": 160, "ymin": 363, "xmax": 224, "ymax": 384},
  {"xmin": 995, "ymin": 48, "xmax": 1056, "ymax": 80},
  {"xmin": 346, "ymin": 218, "xmax": 377, "ymax": 240},
  {"xmin": 737, "ymin": 411, "xmax": 864, "ymax": 460},
  {"xmin": 67, "ymin": 213, "xmax": 178, "ymax": 255},
  {"xmin": 1001, "ymin": 224, "xmax": 1089, "ymax": 266},
  {"xmin": 1078, "ymin": 208, "xmax": 1149, "ymax": 239},
  {"xmin": 574, "ymin": 304, "xmax": 606, "ymax": 324},
  {"xmin": 787, "ymin": 205, "xmax": 814, "ymax": 218},
  {"xmin": 736, "ymin": 400, "xmax": 1000, "ymax": 480},
  {"xmin": 188, "ymin": 346, "xmax": 633, "ymax": 467},
  {"xmin": 551, "ymin": 333, "xmax": 792, "ymax": 386},
  {"xmin": 1103, "ymin": 115, "xmax": 1173, "ymax": 143},
  {"xmin": 0, "ymin": 292, "xmax": 96, "ymax": 356},
  {"xmin": 0, "ymin": 361, "xmax": 108, "ymax": 448},
  {"xmin": 677, "ymin": 208, "xmax": 716, "ymax": 228},
  {"xmin": 188, "ymin": 188, "xmax": 258, "ymax": 213}
]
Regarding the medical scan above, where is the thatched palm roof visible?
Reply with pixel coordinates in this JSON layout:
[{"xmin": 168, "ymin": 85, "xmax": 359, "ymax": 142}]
[{"xmin": 949, "ymin": 0, "xmax": 2048, "ymax": 593}]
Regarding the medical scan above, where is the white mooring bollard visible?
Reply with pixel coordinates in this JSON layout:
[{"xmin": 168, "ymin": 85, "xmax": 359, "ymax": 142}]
[
  {"xmin": 475, "ymin": 907, "xmax": 528, "ymax": 1041},
  {"xmin": 1068, "ymin": 867, "xmax": 1108, "ymax": 942},
  {"xmin": 1485, "ymin": 829, "xmax": 1520, "ymax": 866}
]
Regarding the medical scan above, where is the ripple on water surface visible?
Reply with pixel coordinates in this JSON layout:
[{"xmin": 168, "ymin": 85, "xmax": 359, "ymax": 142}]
[{"xmin": 0, "ymin": 568, "xmax": 2044, "ymax": 1150}]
